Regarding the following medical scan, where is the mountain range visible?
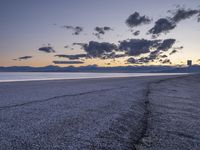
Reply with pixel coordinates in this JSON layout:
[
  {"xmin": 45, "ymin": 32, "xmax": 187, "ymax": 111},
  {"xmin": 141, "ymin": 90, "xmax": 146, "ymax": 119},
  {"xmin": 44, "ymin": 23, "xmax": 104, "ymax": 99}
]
[{"xmin": 0, "ymin": 65, "xmax": 200, "ymax": 73}]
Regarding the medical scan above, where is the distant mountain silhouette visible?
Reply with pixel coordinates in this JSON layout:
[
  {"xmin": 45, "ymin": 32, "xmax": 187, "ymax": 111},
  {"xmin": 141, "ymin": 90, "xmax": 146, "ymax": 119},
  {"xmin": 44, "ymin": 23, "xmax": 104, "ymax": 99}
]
[{"xmin": 0, "ymin": 65, "xmax": 200, "ymax": 73}]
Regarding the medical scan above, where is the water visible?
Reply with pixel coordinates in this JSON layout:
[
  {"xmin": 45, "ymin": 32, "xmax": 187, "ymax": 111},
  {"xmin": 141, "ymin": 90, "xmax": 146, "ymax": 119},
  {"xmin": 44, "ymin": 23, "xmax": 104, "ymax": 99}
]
[{"xmin": 0, "ymin": 72, "xmax": 187, "ymax": 82}]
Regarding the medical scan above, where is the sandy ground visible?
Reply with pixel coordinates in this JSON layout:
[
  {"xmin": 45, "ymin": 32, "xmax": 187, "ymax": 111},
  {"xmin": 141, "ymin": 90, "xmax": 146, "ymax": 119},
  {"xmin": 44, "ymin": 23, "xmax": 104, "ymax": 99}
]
[{"xmin": 0, "ymin": 75, "xmax": 199, "ymax": 150}]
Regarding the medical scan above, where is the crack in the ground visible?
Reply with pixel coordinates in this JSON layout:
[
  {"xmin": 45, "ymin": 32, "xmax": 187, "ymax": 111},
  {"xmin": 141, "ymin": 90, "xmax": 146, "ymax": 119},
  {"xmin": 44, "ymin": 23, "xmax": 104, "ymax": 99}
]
[
  {"xmin": 133, "ymin": 75, "xmax": 190, "ymax": 150},
  {"xmin": 0, "ymin": 86, "xmax": 127, "ymax": 111},
  {"xmin": 133, "ymin": 82, "xmax": 151, "ymax": 150}
]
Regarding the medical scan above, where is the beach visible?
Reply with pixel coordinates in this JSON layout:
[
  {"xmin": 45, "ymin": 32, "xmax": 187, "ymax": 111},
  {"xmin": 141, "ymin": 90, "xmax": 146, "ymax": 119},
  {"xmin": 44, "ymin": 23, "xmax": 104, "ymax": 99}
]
[{"xmin": 0, "ymin": 74, "xmax": 199, "ymax": 150}]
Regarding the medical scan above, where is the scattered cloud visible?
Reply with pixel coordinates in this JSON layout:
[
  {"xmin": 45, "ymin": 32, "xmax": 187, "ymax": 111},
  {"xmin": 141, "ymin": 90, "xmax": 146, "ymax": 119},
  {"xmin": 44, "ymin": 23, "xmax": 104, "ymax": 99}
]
[
  {"xmin": 174, "ymin": 46, "xmax": 184, "ymax": 50},
  {"xmin": 72, "ymin": 42, "xmax": 87, "ymax": 48},
  {"xmin": 133, "ymin": 30, "xmax": 140, "ymax": 36},
  {"xmin": 13, "ymin": 7, "xmax": 199, "ymax": 66},
  {"xmin": 62, "ymin": 25, "xmax": 83, "ymax": 35},
  {"xmin": 169, "ymin": 46, "xmax": 183, "ymax": 55},
  {"xmin": 118, "ymin": 38, "xmax": 161, "ymax": 56},
  {"xmin": 127, "ymin": 57, "xmax": 137, "ymax": 64},
  {"xmin": 157, "ymin": 39, "xmax": 176, "ymax": 51},
  {"xmin": 83, "ymin": 41, "xmax": 117, "ymax": 58},
  {"xmin": 198, "ymin": 13, "xmax": 200, "ymax": 22},
  {"xmin": 148, "ymin": 18, "xmax": 176, "ymax": 36},
  {"xmin": 124, "ymin": 38, "xmax": 177, "ymax": 64},
  {"xmin": 138, "ymin": 57, "xmax": 151, "ymax": 63},
  {"xmin": 162, "ymin": 59, "xmax": 172, "ymax": 64},
  {"xmin": 126, "ymin": 12, "xmax": 151, "ymax": 27},
  {"xmin": 64, "ymin": 45, "xmax": 69, "ymax": 49},
  {"xmin": 127, "ymin": 56, "xmax": 156, "ymax": 64},
  {"xmin": 38, "ymin": 45, "xmax": 55, "ymax": 53},
  {"xmin": 55, "ymin": 54, "xmax": 87, "ymax": 60},
  {"xmin": 94, "ymin": 26, "xmax": 113, "ymax": 39},
  {"xmin": 160, "ymin": 55, "xmax": 168, "ymax": 58},
  {"xmin": 169, "ymin": 49, "xmax": 177, "ymax": 55},
  {"xmin": 170, "ymin": 7, "xmax": 199, "ymax": 23},
  {"xmin": 13, "ymin": 56, "xmax": 33, "ymax": 61},
  {"xmin": 149, "ymin": 7, "xmax": 200, "ymax": 37},
  {"xmin": 101, "ymin": 52, "xmax": 126, "ymax": 59},
  {"xmin": 105, "ymin": 63, "xmax": 111, "ymax": 65},
  {"xmin": 53, "ymin": 60, "xmax": 84, "ymax": 64}
]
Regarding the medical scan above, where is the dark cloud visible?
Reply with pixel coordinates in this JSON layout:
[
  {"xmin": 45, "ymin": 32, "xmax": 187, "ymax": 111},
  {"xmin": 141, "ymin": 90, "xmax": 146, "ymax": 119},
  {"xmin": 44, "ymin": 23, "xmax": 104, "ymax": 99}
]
[
  {"xmin": 128, "ymin": 56, "xmax": 154, "ymax": 64},
  {"xmin": 133, "ymin": 30, "xmax": 140, "ymax": 36},
  {"xmin": 62, "ymin": 25, "xmax": 83, "ymax": 35},
  {"xmin": 63, "ymin": 25, "xmax": 73, "ymax": 29},
  {"xmin": 169, "ymin": 46, "xmax": 183, "ymax": 55},
  {"xmin": 72, "ymin": 42, "xmax": 87, "ymax": 48},
  {"xmin": 146, "ymin": 39, "xmax": 175, "ymax": 61},
  {"xmin": 38, "ymin": 46, "xmax": 55, "ymax": 53},
  {"xmin": 126, "ymin": 12, "xmax": 151, "ymax": 27},
  {"xmin": 149, "ymin": 7, "xmax": 200, "ymax": 36},
  {"xmin": 174, "ymin": 46, "xmax": 184, "ymax": 50},
  {"xmin": 101, "ymin": 52, "xmax": 126, "ymax": 59},
  {"xmin": 94, "ymin": 26, "xmax": 113, "ymax": 39},
  {"xmin": 64, "ymin": 45, "xmax": 69, "ymax": 49},
  {"xmin": 55, "ymin": 54, "xmax": 87, "ymax": 60},
  {"xmin": 169, "ymin": 49, "xmax": 177, "ymax": 55},
  {"xmin": 113, "ymin": 54, "xmax": 127, "ymax": 58},
  {"xmin": 138, "ymin": 57, "xmax": 152, "ymax": 63},
  {"xmin": 127, "ymin": 57, "xmax": 137, "ymax": 64},
  {"xmin": 157, "ymin": 39, "xmax": 176, "ymax": 51},
  {"xmin": 121, "ymin": 38, "xmax": 176, "ymax": 64},
  {"xmin": 118, "ymin": 39, "xmax": 161, "ymax": 56},
  {"xmin": 162, "ymin": 59, "xmax": 172, "ymax": 64},
  {"xmin": 140, "ymin": 51, "xmax": 160, "ymax": 63},
  {"xmin": 53, "ymin": 61, "xmax": 84, "ymax": 64},
  {"xmin": 13, "ymin": 56, "xmax": 33, "ymax": 61},
  {"xmin": 150, "ymin": 50, "xmax": 160, "ymax": 56},
  {"xmin": 83, "ymin": 41, "xmax": 117, "ymax": 58},
  {"xmin": 170, "ymin": 8, "xmax": 199, "ymax": 23},
  {"xmin": 160, "ymin": 55, "xmax": 168, "ymax": 58},
  {"xmin": 148, "ymin": 50, "xmax": 160, "ymax": 60},
  {"xmin": 148, "ymin": 18, "xmax": 176, "ymax": 36}
]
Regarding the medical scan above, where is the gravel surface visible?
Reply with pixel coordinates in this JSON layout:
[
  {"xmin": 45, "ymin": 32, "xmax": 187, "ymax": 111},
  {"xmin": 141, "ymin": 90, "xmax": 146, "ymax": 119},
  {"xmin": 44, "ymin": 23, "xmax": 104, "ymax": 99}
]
[
  {"xmin": 0, "ymin": 75, "xmax": 199, "ymax": 150},
  {"xmin": 138, "ymin": 74, "xmax": 200, "ymax": 150}
]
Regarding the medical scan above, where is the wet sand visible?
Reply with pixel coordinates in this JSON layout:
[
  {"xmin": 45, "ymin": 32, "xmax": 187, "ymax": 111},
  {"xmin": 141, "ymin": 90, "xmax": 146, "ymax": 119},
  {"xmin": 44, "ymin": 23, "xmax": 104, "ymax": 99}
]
[{"xmin": 0, "ymin": 74, "xmax": 199, "ymax": 150}]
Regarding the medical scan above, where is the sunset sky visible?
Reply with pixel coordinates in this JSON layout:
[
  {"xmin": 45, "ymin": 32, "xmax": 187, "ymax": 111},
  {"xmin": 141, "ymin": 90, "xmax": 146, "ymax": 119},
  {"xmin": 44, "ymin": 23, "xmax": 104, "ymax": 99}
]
[{"xmin": 0, "ymin": 0, "xmax": 200, "ymax": 67}]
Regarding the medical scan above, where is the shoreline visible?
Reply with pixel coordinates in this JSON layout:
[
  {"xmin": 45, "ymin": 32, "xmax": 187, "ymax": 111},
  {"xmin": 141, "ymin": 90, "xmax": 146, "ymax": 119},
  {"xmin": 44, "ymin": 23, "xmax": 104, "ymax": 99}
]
[{"xmin": 0, "ymin": 72, "xmax": 188, "ymax": 83}]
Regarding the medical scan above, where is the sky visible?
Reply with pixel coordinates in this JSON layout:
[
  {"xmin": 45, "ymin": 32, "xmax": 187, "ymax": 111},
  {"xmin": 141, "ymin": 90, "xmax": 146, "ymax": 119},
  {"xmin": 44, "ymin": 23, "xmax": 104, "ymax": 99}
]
[{"xmin": 0, "ymin": 0, "xmax": 200, "ymax": 67}]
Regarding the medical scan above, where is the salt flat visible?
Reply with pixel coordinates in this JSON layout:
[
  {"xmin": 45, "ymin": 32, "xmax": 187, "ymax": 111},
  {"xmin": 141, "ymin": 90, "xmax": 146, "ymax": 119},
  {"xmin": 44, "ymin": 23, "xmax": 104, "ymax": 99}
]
[
  {"xmin": 142, "ymin": 74, "xmax": 200, "ymax": 150},
  {"xmin": 0, "ymin": 75, "xmax": 199, "ymax": 150}
]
